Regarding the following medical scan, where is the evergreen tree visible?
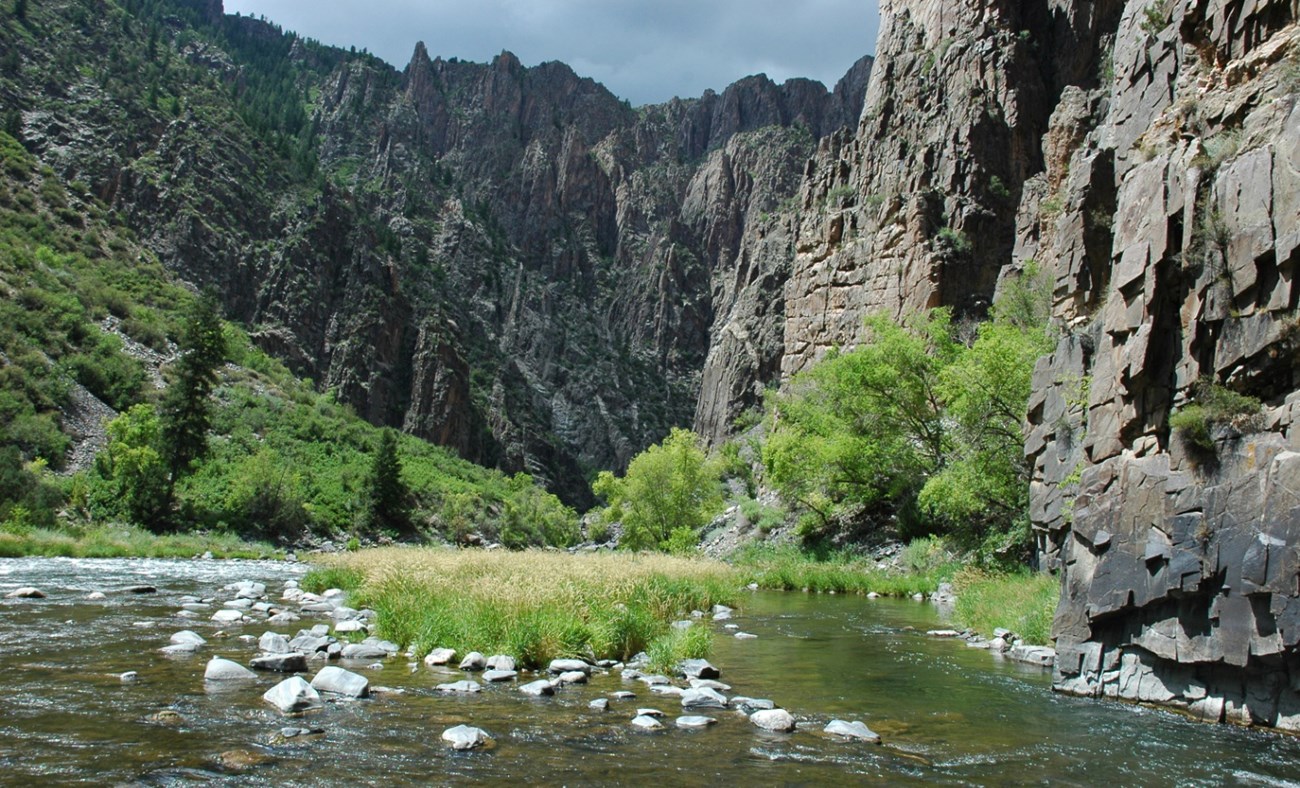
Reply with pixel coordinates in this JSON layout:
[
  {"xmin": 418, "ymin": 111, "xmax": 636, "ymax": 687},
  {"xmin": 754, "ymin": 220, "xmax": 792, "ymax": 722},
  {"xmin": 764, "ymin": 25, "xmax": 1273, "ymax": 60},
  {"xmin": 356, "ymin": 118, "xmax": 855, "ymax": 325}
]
[
  {"xmin": 366, "ymin": 428, "xmax": 409, "ymax": 534},
  {"xmin": 161, "ymin": 290, "xmax": 227, "ymax": 486}
]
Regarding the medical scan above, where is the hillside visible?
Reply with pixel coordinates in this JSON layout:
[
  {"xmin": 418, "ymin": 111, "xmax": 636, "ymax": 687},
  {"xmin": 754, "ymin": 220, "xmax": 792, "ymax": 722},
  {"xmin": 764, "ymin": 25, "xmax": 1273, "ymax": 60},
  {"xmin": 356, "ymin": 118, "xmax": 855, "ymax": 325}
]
[{"xmin": 0, "ymin": 0, "xmax": 871, "ymax": 505}]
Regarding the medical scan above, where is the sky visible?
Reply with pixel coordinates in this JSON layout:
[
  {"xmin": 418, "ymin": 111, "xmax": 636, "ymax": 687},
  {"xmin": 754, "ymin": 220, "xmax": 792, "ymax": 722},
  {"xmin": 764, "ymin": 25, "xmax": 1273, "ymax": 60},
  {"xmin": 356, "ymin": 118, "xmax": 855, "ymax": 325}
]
[{"xmin": 222, "ymin": 1, "xmax": 880, "ymax": 106}]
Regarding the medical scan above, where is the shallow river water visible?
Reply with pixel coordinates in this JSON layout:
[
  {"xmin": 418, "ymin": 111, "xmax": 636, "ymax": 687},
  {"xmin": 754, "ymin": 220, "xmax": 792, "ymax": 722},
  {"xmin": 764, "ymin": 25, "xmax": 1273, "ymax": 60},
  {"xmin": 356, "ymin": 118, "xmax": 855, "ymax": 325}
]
[{"xmin": 1, "ymin": 557, "xmax": 1299, "ymax": 786}]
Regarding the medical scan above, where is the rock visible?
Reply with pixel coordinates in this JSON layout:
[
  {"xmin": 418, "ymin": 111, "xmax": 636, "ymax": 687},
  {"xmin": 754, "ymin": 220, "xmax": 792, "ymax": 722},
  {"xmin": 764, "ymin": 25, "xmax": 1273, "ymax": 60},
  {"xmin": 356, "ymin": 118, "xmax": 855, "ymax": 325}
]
[
  {"xmin": 681, "ymin": 687, "xmax": 728, "ymax": 709},
  {"xmin": 181, "ymin": 603, "xmax": 210, "ymax": 612},
  {"xmin": 259, "ymin": 632, "xmax": 292, "ymax": 654},
  {"xmin": 124, "ymin": 585, "xmax": 157, "ymax": 594},
  {"xmin": 548, "ymin": 658, "xmax": 591, "ymax": 674},
  {"xmin": 637, "ymin": 674, "xmax": 670, "ymax": 686},
  {"xmin": 732, "ymin": 697, "xmax": 775, "ymax": 713},
  {"xmin": 670, "ymin": 620, "xmax": 693, "ymax": 630},
  {"xmin": 630, "ymin": 715, "xmax": 664, "ymax": 731},
  {"xmin": 147, "ymin": 709, "xmax": 184, "ymax": 725},
  {"xmin": 485, "ymin": 654, "xmax": 516, "ymax": 671},
  {"xmin": 927, "ymin": 629, "xmax": 961, "ymax": 638},
  {"xmin": 712, "ymin": 610, "xmax": 732, "ymax": 621},
  {"xmin": 204, "ymin": 657, "xmax": 256, "ymax": 681},
  {"xmin": 262, "ymin": 676, "xmax": 322, "ymax": 713},
  {"xmin": 711, "ymin": 604, "xmax": 733, "ymax": 615},
  {"xmin": 340, "ymin": 643, "xmax": 388, "ymax": 660},
  {"xmin": 519, "ymin": 680, "xmax": 555, "ymax": 697},
  {"xmin": 424, "ymin": 648, "xmax": 456, "ymax": 666},
  {"xmin": 5, "ymin": 587, "xmax": 45, "ymax": 599},
  {"xmin": 171, "ymin": 631, "xmax": 207, "ymax": 647},
  {"xmin": 119, "ymin": 671, "xmax": 138, "ymax": 682},
  {"xmin": 556, "ymin": 670, "xmax": 588, "ymax": 685},
  {"xmin": 86, "ymin": 591, "xmax": 106, "ymax": 600},
  {"xmin": 588, "ymin": 698, "xmax": 609, "ymax": 711},
  {"xmin": 677, "ymin": 659, "xmax": 720, "ymax": 680},
  {"xmin": 268, "ymin": 612, "xmax": 301, "ymax": 625},
  {"xmin": 482, "ymin": 669, "xmax": 517, "ymax": 683},
  {"xmin": 211, "ymin": 609, "xmax": 244, "ymax": 624},
  {"xmin": 435, "ymin": 680, "xmax": 482, "ymax": 694},
  {"xmin": 688, "ymin": 679, "xmax": 731, "ymax": 691},
  {"xmin": 734, "ymin": 632, "xmax": 758, "ymax": 640},
  {"xmin": 749, "ymin": 708, "xmax": 797, "ymax": 732},
  {"xmin": 160, "ymin": 643, "xmax": 201, "ymax": 656},
  {"xmin": 223, "ymin": 599, "xmax": 254, "ymax": 610},
  {"xmin": 635, "ymin": 708, "xmax": 664, "ymax": 717},
  {"xmin": 824, "ymin": 719, "xmax": 881, "ymax": 742},
  {"xmin": 1009, "ymin": 645, "xmax": 1056, "ymax": 667},
  {"xmin": 459, "ymin": 652, "xmax": 486, "ymax": 671},
  {"xmin": 251, "ymin": 652, "xmax": 309, "ymax": 673},
  {"xmin": 310, "ymin": 666, "xmax": 369, "ymax": 698},
  {"xmin": 333, "ymin": 620, "xmax": 366, "ymax": 634},
  {"xmin": 867, "ymin": 592, "xmax": 880, "ymax": 599},
  {"xmin": 676, "ymin": 715, "xmax": 717, "ymax": 729},
  {"xmin": 611, "ymin": 691, "xmax": 636, "ymax": 700},
  {"xmin": 442, "ymin": 724, "xmax": 491, "ymax": 751},
  {"xmin": 650, "ymin": 685, "xmax": 684, "ymax": 697}
]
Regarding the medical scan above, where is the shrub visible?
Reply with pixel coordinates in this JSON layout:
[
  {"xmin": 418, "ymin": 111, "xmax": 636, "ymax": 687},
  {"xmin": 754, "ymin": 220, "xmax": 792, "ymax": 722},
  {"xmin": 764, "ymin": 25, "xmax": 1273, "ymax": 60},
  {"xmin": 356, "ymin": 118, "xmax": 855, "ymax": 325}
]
[
  {"xmin": 593, "ymin": 428, "xmax": 724, "ymax": 552},
  {"xmin": 1170, "ymin": 379, "xmax": 1263, "ymax": 451}
]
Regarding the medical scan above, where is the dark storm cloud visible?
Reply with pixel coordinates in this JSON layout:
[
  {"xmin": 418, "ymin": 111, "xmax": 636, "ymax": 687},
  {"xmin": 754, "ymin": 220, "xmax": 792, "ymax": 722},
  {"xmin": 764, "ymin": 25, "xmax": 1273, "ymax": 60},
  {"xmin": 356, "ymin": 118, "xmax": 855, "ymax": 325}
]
[{"xmin": 222, "ymin": 0, "xmax": 879, "ymax": 105}]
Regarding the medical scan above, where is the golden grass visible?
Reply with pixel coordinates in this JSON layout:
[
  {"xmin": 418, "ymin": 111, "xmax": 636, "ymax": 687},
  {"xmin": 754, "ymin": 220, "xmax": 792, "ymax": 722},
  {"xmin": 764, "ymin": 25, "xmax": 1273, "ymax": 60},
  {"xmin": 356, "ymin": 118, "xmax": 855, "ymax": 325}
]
[{"xmin": 317, "ymin": 547, "xmax": 740, "ymax": 668}]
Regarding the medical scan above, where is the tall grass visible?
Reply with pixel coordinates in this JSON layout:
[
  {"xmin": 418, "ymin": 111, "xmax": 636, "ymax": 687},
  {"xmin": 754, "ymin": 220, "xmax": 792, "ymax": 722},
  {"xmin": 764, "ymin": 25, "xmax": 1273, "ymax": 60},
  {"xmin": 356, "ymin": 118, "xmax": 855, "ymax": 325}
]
[
  {"xmin": 730, "ymin": 542, "xmax": 958, "ymax": 597},
  {"xmin": 951, "ymin": 569, "xmax": 1058, "ymax": 645},
  {"xmin": 320, "ymin": 548, "xmax": 739, "ymax": 668},
  {"xmin": 0, "ymin": 525, "xmax": 279, "ymax": 559}
]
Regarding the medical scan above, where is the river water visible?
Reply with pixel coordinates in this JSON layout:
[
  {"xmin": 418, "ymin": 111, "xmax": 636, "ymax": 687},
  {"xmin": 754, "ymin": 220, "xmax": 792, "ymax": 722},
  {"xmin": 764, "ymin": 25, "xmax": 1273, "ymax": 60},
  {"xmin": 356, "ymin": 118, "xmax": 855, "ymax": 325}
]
[{"xmin": 1, "ymin": 557, "xmax": 1298, "ymax": 786}]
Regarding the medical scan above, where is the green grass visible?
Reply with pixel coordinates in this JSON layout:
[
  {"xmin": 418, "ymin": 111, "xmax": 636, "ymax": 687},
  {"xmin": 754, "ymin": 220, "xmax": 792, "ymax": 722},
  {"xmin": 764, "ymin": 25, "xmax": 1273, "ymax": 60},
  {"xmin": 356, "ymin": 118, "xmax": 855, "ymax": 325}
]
[
  {"xmin": 0, "ymin": 524, "xmax": 279, "ymax": 559},
  {"xmin": 951, "ymin": 569, "xmax": 1058, "ymax": 644},
  {"xmin": 318, "ymin": 548, "xmax": 739, "ymax": 668},
  {"xmin": 730, "ymin": 542, "xmax": 959, "ymax": 597},
  {"xmin": 300, "ymin": 564, "xmax": 365, "ymax": 594}
]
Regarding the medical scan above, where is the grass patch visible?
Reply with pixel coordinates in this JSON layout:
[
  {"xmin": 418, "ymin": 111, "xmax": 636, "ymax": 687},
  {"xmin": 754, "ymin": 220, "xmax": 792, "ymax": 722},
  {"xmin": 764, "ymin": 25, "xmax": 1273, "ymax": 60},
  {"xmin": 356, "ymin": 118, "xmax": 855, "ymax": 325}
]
[
  {"xmin": 317, "ymin": 548, "xmax": 739, "ymax": 668},
  {"xmin": 951, "ymin": 569, "xmax": 1058, "ymax": 644},
  {"xmin": 0, "ymin": 524, "xmax": 279, "ymax": 559},
  {"xmin": 730, "ymin": 542, "xmax": 959, "ymax": 597},
  {"xmin": 300, "ymin": 565, "xmax": 365, "ymax": 595},
  {"xmin": 645, "ymin": 625, "xmax": 712, "ymax": 674}
]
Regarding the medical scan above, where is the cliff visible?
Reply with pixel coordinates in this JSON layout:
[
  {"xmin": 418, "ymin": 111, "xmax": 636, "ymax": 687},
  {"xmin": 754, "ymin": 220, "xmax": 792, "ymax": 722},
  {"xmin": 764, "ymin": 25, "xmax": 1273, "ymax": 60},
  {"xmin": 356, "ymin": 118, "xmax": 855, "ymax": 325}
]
[
  {"xmin": 0, "ymin": 0, "xmax": 870, "ymax": 504},
  {"xmin": 779, "ymin": 0, "xmax": 1300, "ymax": 730}
]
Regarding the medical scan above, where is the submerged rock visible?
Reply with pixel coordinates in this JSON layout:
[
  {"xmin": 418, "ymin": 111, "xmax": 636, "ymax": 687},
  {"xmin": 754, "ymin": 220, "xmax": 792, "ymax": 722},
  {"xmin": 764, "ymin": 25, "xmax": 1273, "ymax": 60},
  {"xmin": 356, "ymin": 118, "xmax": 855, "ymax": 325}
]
[
  {"xmin": 824, "ymin": 719, "xmax": 881, "ymax": 742},
  {"xmin": 442, "ymin": 724, "xmax": 492, "ymax": 751},
  {"xmin": 435, "ymin": 680, "xmax": 482, "ymax": 694},
  {"xmin": 204, "ymin": 657, "xmax": 255, "ymax": 681},
  {"xmin": 681, "ymin": 687, "xmax": 728, "ymax": 709},
  {"xmin": 340, "ymin": 643, "xmax": 388, "ymax": 660},
  {"xmin": 556, "ymin": 670, "xmax": 588, "ymax": 685},
  {"xmin": 749, "ymin": 708, "xmax": 796, "ymax": 732},
  {"xmin": 262, "ymin": 676, "xmax": 322, "ymax": 713},
  {"xmin": 459, "ymin": 652, "xmax": 487, "ymax": 671},
  {"xmin": 732, "ymin": 697, "xmax": 775, "ymax": 713},
  {"xmin": 588, "ymin": 698, "xmax": 609, "ymax": 711},
  {"xmin": 5, "ymin": 587, "xmax": 45, "ymax": 599},
  {"xmin": 676, "ymin": 715, "xmax": 717, "ymax": 729},
  {"xmin": 258, "ymin": 632, "xmax": 292, "ymax": 654}
]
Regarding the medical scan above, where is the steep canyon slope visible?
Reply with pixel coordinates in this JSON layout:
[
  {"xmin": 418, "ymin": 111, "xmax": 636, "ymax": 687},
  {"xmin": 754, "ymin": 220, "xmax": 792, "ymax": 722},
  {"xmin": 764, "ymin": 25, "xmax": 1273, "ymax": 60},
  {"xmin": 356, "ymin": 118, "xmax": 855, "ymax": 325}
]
[
  {"xmin": 0, "ymin": 0, "xmax": 871, "ymax": 505},
  {"xmin": 785, "ymin": 0, "xmax": 1299, "ymax": 730}
]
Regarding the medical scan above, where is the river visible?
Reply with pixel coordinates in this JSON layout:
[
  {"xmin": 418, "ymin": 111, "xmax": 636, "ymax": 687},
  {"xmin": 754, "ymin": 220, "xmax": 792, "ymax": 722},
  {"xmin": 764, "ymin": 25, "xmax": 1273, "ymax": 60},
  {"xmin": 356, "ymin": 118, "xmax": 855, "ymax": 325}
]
[{"xmin": 1, "ymin": 557, "xmax": 1297, "ymax": 786}]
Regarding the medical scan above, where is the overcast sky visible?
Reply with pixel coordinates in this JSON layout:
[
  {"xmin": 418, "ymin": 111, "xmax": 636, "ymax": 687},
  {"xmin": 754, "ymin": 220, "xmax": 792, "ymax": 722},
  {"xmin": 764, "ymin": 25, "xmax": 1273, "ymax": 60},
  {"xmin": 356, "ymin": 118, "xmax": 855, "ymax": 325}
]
[{"xmin": 222, "ymin": 1, "xmax": 880, "ymax": 106}]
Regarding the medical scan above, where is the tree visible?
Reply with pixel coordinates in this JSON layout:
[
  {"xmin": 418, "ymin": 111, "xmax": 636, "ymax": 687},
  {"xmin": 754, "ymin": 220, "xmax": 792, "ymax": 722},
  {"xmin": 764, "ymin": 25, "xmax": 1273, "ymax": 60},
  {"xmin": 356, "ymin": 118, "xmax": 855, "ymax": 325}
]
[
  {"xmin": 762, "ymin": 310, "xmax": 960, "ymax": 540},
  {"xmin": 365, "ymin": 428, "xmax": 409, "ymax": 534},
  {"xmin": 592, "ymin": 428, "xmax": 723, "ymax": 552},
  {"xmin": 91, "ymin": 404, "xmax": 169, "ymax": 526},
  {"xmin": 161, "ymin": 290, "xmax": 227, "ymax": 485}
]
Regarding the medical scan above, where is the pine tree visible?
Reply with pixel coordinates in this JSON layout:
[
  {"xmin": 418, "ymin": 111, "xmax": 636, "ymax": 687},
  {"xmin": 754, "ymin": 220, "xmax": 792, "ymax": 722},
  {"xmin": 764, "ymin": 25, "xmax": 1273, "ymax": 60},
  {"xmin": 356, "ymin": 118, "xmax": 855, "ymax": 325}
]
[
  {"xmin": 366, "ymin": 428, "xmax": 409, "ymax": 534},
  {"xmin": 161, "ymin": 290, "xmax": 227, "ymax": 486}
]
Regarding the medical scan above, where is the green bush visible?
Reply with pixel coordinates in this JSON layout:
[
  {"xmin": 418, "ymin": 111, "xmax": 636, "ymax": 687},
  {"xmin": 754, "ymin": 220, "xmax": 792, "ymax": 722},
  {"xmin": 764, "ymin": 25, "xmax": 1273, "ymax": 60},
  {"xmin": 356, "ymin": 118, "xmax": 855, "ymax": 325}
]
[
  {"xmin": 592, "ymin": 428, "xmax": 724, "ymax": 552},
  {"xmin": 1170, "ymin": 379, "xmax": 1263, "ymax": 451}
]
